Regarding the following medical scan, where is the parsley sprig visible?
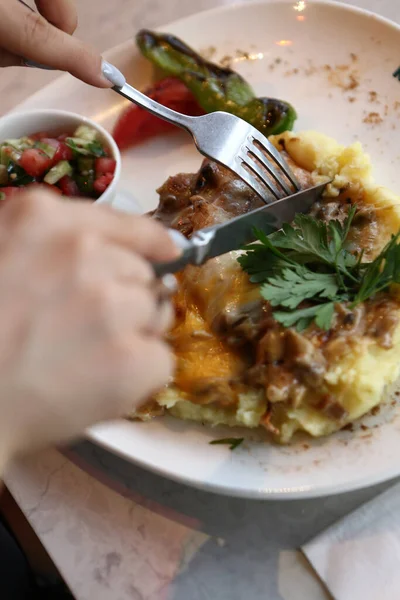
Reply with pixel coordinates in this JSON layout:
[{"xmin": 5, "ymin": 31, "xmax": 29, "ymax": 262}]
[
  {"xmin": 238, "ymin": 207, "xmax": 400, "ymax": 331},
  {"xmin": 209, "ymin": 437, "xmax": 244, "ymax": 450}
]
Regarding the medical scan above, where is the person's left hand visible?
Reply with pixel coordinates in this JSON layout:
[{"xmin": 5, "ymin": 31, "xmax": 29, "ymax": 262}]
[{"xmin": 0, "ymin": 0, "xmax": 113, "ymax": 87}]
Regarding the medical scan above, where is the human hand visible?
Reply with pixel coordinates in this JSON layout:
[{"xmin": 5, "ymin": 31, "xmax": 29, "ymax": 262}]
[
  {"xmin": 0, "ymin": 190, "xmax": 179, "ymax": 467},
  {"xmin": 0, "ymin": 0, "xmax": 118, "ymax": 87}
]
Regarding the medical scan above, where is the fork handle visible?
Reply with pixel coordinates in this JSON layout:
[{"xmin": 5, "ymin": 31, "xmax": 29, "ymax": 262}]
[{"xmin": 112, "ymin": 82, "xmax": 195, "ymax": 132}]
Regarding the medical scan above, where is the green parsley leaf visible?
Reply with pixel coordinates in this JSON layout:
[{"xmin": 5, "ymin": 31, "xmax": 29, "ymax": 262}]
[
  {"xmin": 87, "ymin": 141, "xmax": 107, "ymax": 157},
  {"xmin": 66, "ymin": 138, "xmax": 107, "ymax": 158},
  {"xmin": 352, "ymin": 232, "xmax": 400, "ymax": 305},
  {"xmin": 209, "ymin": 438, "xmax": 244, "ymax": 450},
  {"xmin": 268, "ymin": 208, "xmax": 357, "ymax": 274},
  {"xmin": 273, "ymin": 302, "xmax": 336, "ymax": 331},
  {"xmin": 260, "ymin": 266, "xmax": 338, "ymax": 309},
  {"xmin": 238, "ymin": 204, "xmax": 400, "ymax": 331}
]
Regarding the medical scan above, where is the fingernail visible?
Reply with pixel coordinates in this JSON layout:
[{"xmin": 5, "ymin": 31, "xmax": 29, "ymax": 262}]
[
  {"xmin": 153, "ymin": 274, "xmax": 178, "ymax": 307},
  {"xmin": 101, "ymin": 60, "xmax": 126, "ymax": 87},
  {"xmin": 167, "ymin": 228, "xmax": 190, "ymax": 252},
  {"xmin": 161, "ymin": 274, "xmax": 178, "ymax": 294}
]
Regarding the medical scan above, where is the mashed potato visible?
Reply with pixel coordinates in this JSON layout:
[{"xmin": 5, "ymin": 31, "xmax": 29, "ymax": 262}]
[{"xmin": 134, "ymin": 131, "xmax": 400, "ymax": 443}]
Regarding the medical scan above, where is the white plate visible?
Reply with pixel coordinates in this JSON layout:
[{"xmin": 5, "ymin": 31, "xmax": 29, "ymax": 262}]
[{"xmin": 13, "ymin": 1, "xmax": 400, "ymax": 498}]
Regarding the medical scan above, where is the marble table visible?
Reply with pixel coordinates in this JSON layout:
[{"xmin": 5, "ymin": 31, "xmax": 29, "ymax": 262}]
[{"xmin": 2, "ymin": 1, "xmax": 400, "ymax": 599}]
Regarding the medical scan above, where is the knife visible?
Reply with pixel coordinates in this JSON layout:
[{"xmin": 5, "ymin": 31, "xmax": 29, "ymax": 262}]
[{"xmin": 153, "ymin": 182, "xmax": 327, "ymax": 277}]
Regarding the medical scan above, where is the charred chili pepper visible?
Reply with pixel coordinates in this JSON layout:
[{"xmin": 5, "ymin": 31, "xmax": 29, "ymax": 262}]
[{"xmin": 136, "ymin": 29, "xmax": 297, "ymax": 136}]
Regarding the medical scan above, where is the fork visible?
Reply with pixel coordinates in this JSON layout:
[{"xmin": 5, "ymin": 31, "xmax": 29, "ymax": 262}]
[{"xmin": 113, "ymin": 82, "xmax": 300, "ymax": 203}]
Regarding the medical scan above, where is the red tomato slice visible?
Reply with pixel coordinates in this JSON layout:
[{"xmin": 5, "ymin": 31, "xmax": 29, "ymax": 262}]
[
  {"xmin": 19, "ymin": 148, "xmax": 52, "ymax": 178},
  {"xmin": 30, "ymin": 131, "xmax": 50, "ymax": 141},
  {"xmin": 112, "ymin": 77, "xmax": 204, "ymax": 150},
  {"xmin": 93, "ymin": 173, "xmax": 114, "ymax": 195},
  {"xmin": 58, "ymin": 176, "xmax": 80, "ymax": 197},
  {"xmin": 53, "ymin": 142, "xmax": 73, "ymax": 163},
  {"xmin": 95, "ymin": 158, "xmax": 116, "ymax": 176},
  {"xmin": 39, "ymin": 138, "xmax": 73, "ymax": 163}
]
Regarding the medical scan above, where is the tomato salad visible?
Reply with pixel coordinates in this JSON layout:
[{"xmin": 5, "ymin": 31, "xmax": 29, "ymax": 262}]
[{"xmin": 0, "ymin": 125, "xmax": 116, "ymax": 201}]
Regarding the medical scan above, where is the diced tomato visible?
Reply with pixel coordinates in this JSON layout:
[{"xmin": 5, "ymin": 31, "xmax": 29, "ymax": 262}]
[
  {"xmin": 40, "ymin": 137, "xmax": 59, "ymax": 149},
  {"xmin": 26, "ymin": 182, "xmax": 63, "ymax": 195},
  {"xmin": 58, "ymin": 175, "xmax": 80, "ymax": 197},
  {"xmin": 93, "ymin": 173, "xmax": 114, "ymax": 195},
  {"xmin": 57, "ymin": 133, "xmax": 69, "ymax": 142},
  {"xmin": 112, "ymin": 77, "xmax": 204, "ymax": 150},
  {"xmin": 30, "ymin": 131, "xmax": 50, "ymax": 141},
  {"xmin": 95, "ymin": 158, "xmax": 116, "ymax": 176},
  {"xmin": 39, "ymin": 138, "xmax": 73, "ymax": 163},
  {"xmin": 19, "ymin": 148, "xmax": 52, "ymax": 177},
  {"xmin": 53, "ymin": 142, "xmax": 73, "ymax": 163}
]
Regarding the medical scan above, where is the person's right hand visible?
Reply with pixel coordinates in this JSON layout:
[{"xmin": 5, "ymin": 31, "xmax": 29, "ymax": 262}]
[{"xmin": 0, "ymin": 190, "xmax": 179, "ymax": 467}]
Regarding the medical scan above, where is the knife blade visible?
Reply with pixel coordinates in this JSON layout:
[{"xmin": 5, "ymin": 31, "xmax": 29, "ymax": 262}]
[{"xmin": 153, "ymin": 182, "xmax": 327, "ymax": 277}]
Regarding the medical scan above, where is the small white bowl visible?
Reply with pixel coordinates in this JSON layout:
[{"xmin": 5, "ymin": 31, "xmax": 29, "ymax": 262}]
[{"xmin": 0, "ymin": 109, "xmax": 121, "ymax": 204}]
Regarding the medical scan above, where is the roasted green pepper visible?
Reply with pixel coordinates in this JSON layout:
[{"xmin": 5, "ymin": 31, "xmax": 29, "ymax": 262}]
[{"xmin": 136, "ymin": 29, "xmax": 297, "ymax": 136}]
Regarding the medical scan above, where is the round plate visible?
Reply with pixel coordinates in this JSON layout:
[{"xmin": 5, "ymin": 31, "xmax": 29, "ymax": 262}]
[{"xmin": 14, "ymin": 1, "xmax": 400, "ymax": 498}]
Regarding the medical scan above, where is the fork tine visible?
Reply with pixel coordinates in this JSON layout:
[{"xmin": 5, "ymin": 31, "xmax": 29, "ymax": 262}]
[
  {"xmin": 235, "ymin": 160, "xmax": 277, "ymax": 202},
  {"xmin": 249, "ymin": 132, "xmax": 300, "ymax": 190},
  {"xmin": 239, "ymin": 155, "xmax": 283, "ymax": 200},
  {"xmin": 245, "ymin": 144, "xmax": 293, "ymax": 195}
]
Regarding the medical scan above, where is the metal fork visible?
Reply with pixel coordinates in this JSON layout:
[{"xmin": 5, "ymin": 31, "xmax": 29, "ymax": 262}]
[{"xmin": 113, "ymin": 82, "xmax": 300, "ymax": 203}]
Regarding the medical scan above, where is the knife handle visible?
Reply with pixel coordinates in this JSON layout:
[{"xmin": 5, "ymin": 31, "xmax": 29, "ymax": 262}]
[{"xmin": 153, "ymin": 228, "xmax": 216, "ymax": 277}]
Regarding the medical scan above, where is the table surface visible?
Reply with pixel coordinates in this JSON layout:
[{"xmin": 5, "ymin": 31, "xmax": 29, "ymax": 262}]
[{"xmin": 2, "ymin": 1, "xmax": 400, "ymax": 599}]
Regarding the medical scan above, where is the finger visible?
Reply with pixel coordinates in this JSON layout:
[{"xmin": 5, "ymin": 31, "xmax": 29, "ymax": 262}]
[
  {"xmin": 73, "ymin": 241, "xmax": 156, "ymax": 287},
  {"xmin": 67, "ymin": 201, "xmax": 181, "ymax": 262},
  {"xmin": 94, "ymin": 283, "xmax": 165, "ymax": 335},
  {"xmin": 145, "ymin": 275, "xmax": 177, "ymax": 334},
  {"xmin": 35, "ymin": 0, "xmax": 77, "ymax": 35},
  {"xmin": 110, "ymin": 336, "xmax": 174, "ymax": 415},
  {"xmin": 0, "ymin": 49, "xmax": 23, "ymax": 68},
  {"xmin": 145, "ymin": 296, "xmax": 174, "ymax": 336},
  {"xmin": 0, "ymin": 191, "xmax": 181, "ymax": 263},
  {"xmin": 99, "ymin": 246, "xmax": 156, "ymax": 285},
  {"xmin": 0, "ymin": 0, "xmax": 110, "ymax": 87}
]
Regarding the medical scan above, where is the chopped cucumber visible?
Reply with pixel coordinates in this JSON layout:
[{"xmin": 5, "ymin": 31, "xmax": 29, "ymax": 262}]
[
  {"xmin": 0, "ymin": 192, "xmax": 5, "ymax": 201},
  {"xmin": 0, "ymin": 164, "xmax": 7, "ymax": 185},
  {"xmin": 35, "ymin": 141, "xmax": 56, "ymax": 159},
  {"xmin": 77, "ymin": 157, "xmax": 94, "ymax": 173},
  {"xmin": 66, "ymin": 137, "xmax": 106, "ymax": 157},
  {"xmin": 73, "ymin": 125, "xmax": 98, "ymax": 142},
  {"xmin": 4, "ymin": 137, "xmax": 34, "ymax": 151},
  {"xmin": 0, "ymin": 146, "xmax": 10, "ymax": 166},
  {"xmin": 1, "ymin": 145, "xmax": 21, "ymax": 166},
  {"xmin": 44, "ymin": 160, "xmax": 72, "ymax": 185}
]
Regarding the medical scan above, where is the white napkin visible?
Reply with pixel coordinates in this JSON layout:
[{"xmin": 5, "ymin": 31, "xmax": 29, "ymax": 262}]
[{"xmin": 302, "ymin": 482, "xmax": 400, "ymax": 600}]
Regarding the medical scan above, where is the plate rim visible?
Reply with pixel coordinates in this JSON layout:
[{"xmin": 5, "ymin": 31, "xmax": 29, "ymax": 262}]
[
  {"xmin": 87, "ymin": 420, "xmax": 400, "ymax": 500},
  {"xmin": 15, "ymin": 0, "xmax": 400, "ymax": 499}
]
